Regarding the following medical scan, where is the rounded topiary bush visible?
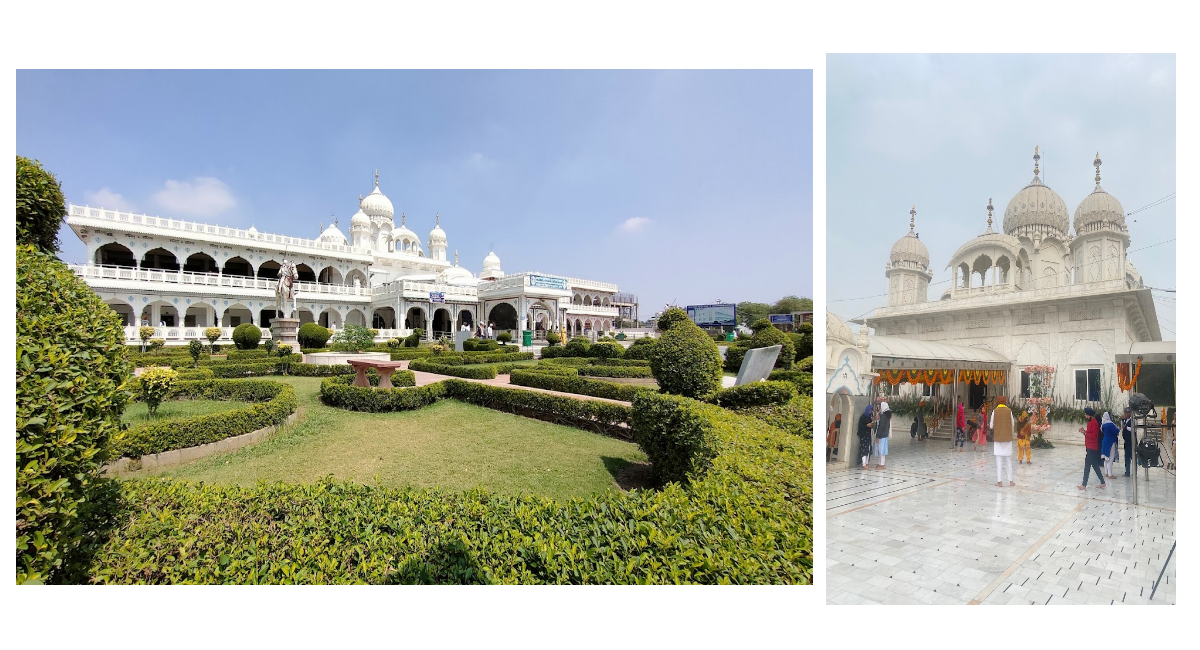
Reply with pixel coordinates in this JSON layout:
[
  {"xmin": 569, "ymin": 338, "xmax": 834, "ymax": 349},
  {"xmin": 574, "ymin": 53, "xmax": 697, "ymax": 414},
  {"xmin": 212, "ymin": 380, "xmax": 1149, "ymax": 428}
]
[
  {"xmin": 750, "ymin": 325, "xmax": 795, "ymax": 370},
  {"xmin": 623, "ymin": 337, "xmax": 657, "ymax": 361},
  {"xmin": 403, "ymin": 328, "xmax": 423, "ymax": 348},
  {"xmin": 565, "ymin": 336, "xmax": 591, "ymax": 357},
  {"xmin": 497, "ymin": 331, "xmax": 513, "ymax": 345},
  {"xmin": 649, "ymin": 320, "xmax": 722, "ymax": 399},
  {"xmin": 16, "ymin": 156, "xmax": 66, "ymax": 253},
  {"xmin": 16, "ymin": 244, "xmax": 131, "ymax": 584},
  {"xmin": 656, "ymin": 306, "xmax": 690, "ymax": 332},
  {"xmin": 298, "ymin": 322, "xmax": 332, "ymax": 349},
  {"xmin": 231, "ymin": 323, "xmax": 262, "ymax": 350},
  {"xmin": 588, "ymin": 341, "xmax": 625, "ymax": 359},
  {"xmin": 546, "ymin": 331, "xmax": 562, "ymax": 346}
]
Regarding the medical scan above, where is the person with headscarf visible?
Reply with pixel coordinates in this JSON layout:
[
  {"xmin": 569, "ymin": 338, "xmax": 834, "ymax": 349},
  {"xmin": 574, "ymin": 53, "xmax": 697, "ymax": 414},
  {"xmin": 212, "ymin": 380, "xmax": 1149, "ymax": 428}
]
[
  {"xmin": 1078, "ymin": 407, "xmax": 1105, "ymax": 489},
  {"xmin": 913, "ymin": 399, "xmax": 926, "ymax": 440},
  {"xmin": 1121, "ymin": 407, "xmax": 1134, "ymax": 477},
  {"xmin": 1016, "ymin": 410, "xmax": 1032, "ymax": 464},
  {"xmin": 874, "ymin": 401, "xmax": 892, "ymax": 469},
  {"xmin": 857, "ymin": 404, "xmax": 875, "ymax": 469},
  {"xmin": 990, "ymin": 395, "xmax": 1015, "ymax": 486},
  {"xmin": 826, "ymin": 413, "xmax": 842, "ymax": 463},
  {"xmin": 954, "ymin": 402, "xmax": 967, "ymax": 452},
  {"xmin": 1101, "ymin": 411, "xmax": 1120, "ymax": 478}
]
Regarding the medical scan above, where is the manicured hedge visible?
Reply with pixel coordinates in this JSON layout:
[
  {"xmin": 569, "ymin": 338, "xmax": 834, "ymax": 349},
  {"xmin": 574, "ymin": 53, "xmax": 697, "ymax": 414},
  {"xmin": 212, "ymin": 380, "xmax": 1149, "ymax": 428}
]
[
  {"xmin": 407, "ymin": 359, "xmax": 498, "ymax": 379},
  {"xmin": 768, "ymin": 370, "xmax": 814, "ymax": 396},
  {"xmin": 577, "ymin": 365, "xmax": 654, "ymax": 379},
  {"xmin": 225, "ymin": 349, "xmax": 271, "ymax": 361},
  {"xmin": 320, "ymin": 377, "xmax": 446, "ymax": 412},
  {"xmin": 444, "ymin": 380, "xmax": 632, "ymax": 437},
  {"xmin": 419, "ymin": 351, "xmax": 535, "ymax": 366},
  {"xmin": 587, "ymin": 341, "xmax": 625, "ymax": 359},
  {"xmin": 174, "ymin": 368, "xmax": 215, "ymax": 381},
  {"xmin": 114, "ymin": 380, "xmax": 297, "ymax": 458},
  {"xmin": 723, "ymin": 344, "xmax": 749, "ymax": 374},
  {"xmin": 539, "ymin": 357, "xmax": 591, "ymax": 367},
  {"xmin": 509, "ymin": 369, "xmax": 653, "ymax": 402},
  {"xmin": 709, "ymin": 380, "xmax": 798, "ymax": 410},
  {"xmin": 389, "ymin": 348, "xmax": 434, "ymax": 361},
  {"xmin": 649, "ymin": 320, "xmax": 723, "ymax": 399},
  {"xmin": 728, "ymin": 395, "xmax": 814, "ymax": 439},
  {"xmin": 588, "ymin": 358, "xmax": 650, "ymax": 367},
  {"xmin": 630, "ymin": 393, "xmax": 721, "ymax": 485},
  {"xmin": 796, "ymin": 356, "xmax": 814, "ymax": 372},
  {"xmin": 528, "ymin": 364, "xmax": 582, "ymax": 376},
  {"xmin": 79, "ymin": 386, "xmax": 812, "ymax": 585}
]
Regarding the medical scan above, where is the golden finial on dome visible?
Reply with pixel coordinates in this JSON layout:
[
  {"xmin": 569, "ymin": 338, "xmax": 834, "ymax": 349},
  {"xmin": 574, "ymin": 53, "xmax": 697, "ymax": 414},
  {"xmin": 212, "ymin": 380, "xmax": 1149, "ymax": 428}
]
[
  {"xmin": 1033, "ymin": 145, "xmax": 1040, "ymax": 177},
  {"xmin": 1094, "ymin": 152, "xmax": 1102, "ymax": 187},
  {"xmin": 909, "ymin": 204, "xmax": 916, "ymax": 233}
]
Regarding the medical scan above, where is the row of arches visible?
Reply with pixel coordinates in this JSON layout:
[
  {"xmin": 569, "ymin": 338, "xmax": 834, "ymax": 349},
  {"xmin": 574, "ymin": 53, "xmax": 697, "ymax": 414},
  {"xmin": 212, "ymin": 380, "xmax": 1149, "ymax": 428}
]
[
  {"xmin": 104, "ymin": 299, "xmax": 380, "ymax": 329},
  {"xmin": 955, "ymin": 252, "xmax": 1029, "ymax": 290},
  {"xmin": 95, "ymin": 243, "xmax": 368, "ymax": 287},
  {"xmin": 572, "ymin": 293, "xmax": 611, "ymax": 307}
]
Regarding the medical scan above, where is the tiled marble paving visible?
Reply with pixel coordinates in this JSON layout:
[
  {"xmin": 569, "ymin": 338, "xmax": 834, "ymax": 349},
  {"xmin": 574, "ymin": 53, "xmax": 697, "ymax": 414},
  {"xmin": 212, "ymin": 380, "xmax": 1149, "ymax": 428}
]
[{"xmin": 827, "ymin": 437, "xmax": 1175, "ymax": 605}]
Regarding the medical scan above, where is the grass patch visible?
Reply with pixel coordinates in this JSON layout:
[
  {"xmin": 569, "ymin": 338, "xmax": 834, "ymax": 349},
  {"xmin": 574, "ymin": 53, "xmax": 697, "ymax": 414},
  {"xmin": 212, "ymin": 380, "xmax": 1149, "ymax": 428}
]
[
  {"xmin": 141, "ymin": 376, "xmax": 647, "ymax": 500},
  {"xmin": 121, "ymin": 399, "xmax": 250, "ymax": 425}
]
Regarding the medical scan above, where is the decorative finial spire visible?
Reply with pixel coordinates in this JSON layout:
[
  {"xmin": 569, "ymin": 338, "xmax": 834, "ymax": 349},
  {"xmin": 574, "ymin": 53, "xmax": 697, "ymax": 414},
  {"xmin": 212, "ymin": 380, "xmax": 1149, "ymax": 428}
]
[
  {"xmin": 1033, "ymin": 145, "xmax": 1040, "ymax": 177},
  {"xmin": 435, "ymin": 212, "xmax": 440, "ymax": 226},
  {"xmin": 986, "ymin": 198, "xmax": 994, "ymax": 231},
  {"xmin": 455, "ymin": 249, "xmax": 459, "ymax": 265},
  {"xmin": 909, "ymin": 204, "xmax": 916, "ymax": 233},
  {"xmin": 401, "ymin": 212, "xmax": 406, "ymax": 226},
  {"xmin": 334, "ymin": 217, "xmax": 339, "ymax": 227},
  {"xmin": 319, "ymin": 222, "xmax": 324, "ymax": 234},
  {"xmin": 374, "ymin": 169, "xmax": 379, "ymax": 187},
  {"xmin": 358, "ymin": 193, "xmax": 363, "ymax": 206},
  {"xmin": 1093, "ymin": 151, "xmax": 1102, "ymax": 188}
]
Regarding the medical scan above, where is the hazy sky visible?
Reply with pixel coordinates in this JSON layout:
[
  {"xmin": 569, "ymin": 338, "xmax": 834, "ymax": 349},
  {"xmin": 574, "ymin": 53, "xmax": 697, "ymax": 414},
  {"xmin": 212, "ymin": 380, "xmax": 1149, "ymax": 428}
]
[
  {"xmin": 827, "ymin": 54, "xmax": 1176, "ymax": 339},
  {"xmin": 17, "ymin": 70, "xmax": 812, "ymax": 314}
]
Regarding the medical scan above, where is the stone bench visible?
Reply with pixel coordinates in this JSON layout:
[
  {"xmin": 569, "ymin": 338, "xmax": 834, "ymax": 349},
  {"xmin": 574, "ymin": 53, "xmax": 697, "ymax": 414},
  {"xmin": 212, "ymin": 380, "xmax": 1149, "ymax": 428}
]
[{"xmin": 347, "ymin": 359, "xmax": 409, "ymax": 389}]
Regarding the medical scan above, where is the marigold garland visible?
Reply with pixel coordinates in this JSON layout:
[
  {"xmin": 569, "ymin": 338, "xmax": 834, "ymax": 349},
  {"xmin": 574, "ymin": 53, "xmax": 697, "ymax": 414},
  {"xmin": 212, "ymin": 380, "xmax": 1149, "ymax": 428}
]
[{"xmin": 1116, "ymin": 359, "xmax": 1143, "ymax": 392}]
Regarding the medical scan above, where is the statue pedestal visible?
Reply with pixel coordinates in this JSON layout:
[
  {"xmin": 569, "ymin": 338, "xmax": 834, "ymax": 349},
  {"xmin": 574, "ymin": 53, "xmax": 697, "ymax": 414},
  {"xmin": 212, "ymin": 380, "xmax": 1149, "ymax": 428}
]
[{"xmin": 271, "ymin": 318, "xmax": 301, "ymax": 351}]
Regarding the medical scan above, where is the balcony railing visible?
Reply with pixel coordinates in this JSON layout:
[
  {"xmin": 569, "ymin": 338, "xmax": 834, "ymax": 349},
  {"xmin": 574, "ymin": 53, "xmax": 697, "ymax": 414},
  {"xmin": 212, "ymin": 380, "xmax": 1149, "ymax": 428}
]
[
  {"xmin": 68, "ymin": 204, "xmax": 369, "ymax": 257},
  {"xmin": 69, "ymin": 264, "xmax": 372, "ymax": 297},
  {"xmin": 123, "ymin": 326, "xmax": 413, "ymax": 345},
  {"xmin": 565, "ymin": 304, "xmax": 620, "ymax": 316}
]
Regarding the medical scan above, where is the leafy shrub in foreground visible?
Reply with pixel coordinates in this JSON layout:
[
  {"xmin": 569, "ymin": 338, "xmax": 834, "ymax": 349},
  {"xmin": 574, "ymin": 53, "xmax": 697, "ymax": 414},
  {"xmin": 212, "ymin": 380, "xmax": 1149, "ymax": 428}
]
[
  {"xmin": 138, "ymin": 367, "xmax": 178, "ymax": 415},
  {"xmin": 204, "ymin": 327, "xmax": 222, "ymax": 354},
  {"xmin": 577, "ymin": 365, "xmax": 654, "ymax": 378},
  {"xmin": 631, "ymin": 392, "xmax": 722, "ymax": 485},
  {"xmin": 768, "ymin": 370, "xmax": 814, "ymax": 396},
  {"xmin": 588, "ymin": 358, "xmax": 650, "ymax": 367},
  {"xmin": 226, "ymin": 349, "xmax": 270, "ymax": 361},
  {"xmin": 649, "ymin": 320, "xmax": 722, "ymax": 399},
  {"xmin": 188, "ymin": 340, "xmax": 204, "ymax": 367},
  {"xmin": 749, "ymin": 325, "xmax": 795, "ymax": 370},
  {"xmin": 403, "ymin": 328, "xmax": 423, "ymax": 348},
  {"xmin": 16, "ymin": 244, "xmax": 131, "ymax": 584},
  {"xmin": 723, "ymin": 343, "xmax": 750, "ymax": 374},
  {"xmin": 564, "ymin": 337, "xmax": 591, "ymax": 357},
  {"xmin": 16, "ymin": 156, "xmax": 65, "ymax": 253},
  {"xmin": 332, "ymin": 324, "xmax": 376, "ymax": 353},
  {"xmin": 709, "ymin": 380, "xmax": 797, "ymax": 410},
  {"xmin": 622, "ymin": 337, "xmax": 657, "ymax": 361},
  {"xmin": 443, "ymin": 380, "xmax": 632, "ymax": 436},
  {"xmin": 656, "ymin": 307, "xmax": 690, "ymax": 332},
  {"xmin": 497, "ymin": 331, "xmax": 513, "ymax": 345},
  {"xmin": 319, "ymin": 377, "xmax": 446, "ymax": 412},
  {"xmin": 546, "ymin": 331, "xmax": 561, "ymax": 346},
  {"xmin": 587, "ymin": 341, "xmax": 625, "ymax": 359},
  {"xmin": 231, "ymin": 323, "xmax": 262, "ymax": 350},
  {"xmin": 796, "ymin": 356, "xmax": 813, "ymax": 372}
]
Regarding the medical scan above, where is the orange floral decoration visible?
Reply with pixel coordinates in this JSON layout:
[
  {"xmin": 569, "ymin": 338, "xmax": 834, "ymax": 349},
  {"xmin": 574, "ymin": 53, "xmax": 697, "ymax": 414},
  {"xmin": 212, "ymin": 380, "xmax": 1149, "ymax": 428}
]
[{"xmin": 1117, "ymin": 359, "xmax": 1142, "ymax": 392}]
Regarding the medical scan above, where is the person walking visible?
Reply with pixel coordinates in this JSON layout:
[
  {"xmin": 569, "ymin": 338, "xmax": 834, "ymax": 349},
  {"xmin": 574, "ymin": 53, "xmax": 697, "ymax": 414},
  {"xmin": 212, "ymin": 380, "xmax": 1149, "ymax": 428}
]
[
  {"xmin": 857, "ymin": 404, "xmax": 875, "ymax": 470},
  {"xmin": 991, "ymin": 395, "xmax": 1015, "ymax": 487},
  {"xmin": 1078, "ymin": 407, "xmax": 1106, "ymax": 490},
  {"xmin": 954, "ymin": 402, "xmax": 967, "ymax": 452},
  {"xmin": 1101, "ymin": 412, "xmax": 1120, "ymax": 478},
  {"xmin": 1016, "ymin": 410, "xmax": 1032, "ymax": 464},
  {"xmin": 913, "ymin": 399, "xmax": 926, "ymax": 440},
  {"xmin": 875, "ymin": 401, "xmax": 892, "ymax": 469},
  {"xmin": 1121, "ymin": 407, "xmax": 1134, "ymax": 477},
  {"xmin": 826, "ymin": 413, "xmax": 842, "ymax": 463}
]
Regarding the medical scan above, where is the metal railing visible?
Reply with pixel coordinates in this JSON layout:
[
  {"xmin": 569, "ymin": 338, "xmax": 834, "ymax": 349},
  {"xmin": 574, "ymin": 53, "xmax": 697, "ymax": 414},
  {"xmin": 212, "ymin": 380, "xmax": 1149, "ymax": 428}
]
[{"xmin": 69, "ymin": 264, "xmax": 375, "ymax": 297}]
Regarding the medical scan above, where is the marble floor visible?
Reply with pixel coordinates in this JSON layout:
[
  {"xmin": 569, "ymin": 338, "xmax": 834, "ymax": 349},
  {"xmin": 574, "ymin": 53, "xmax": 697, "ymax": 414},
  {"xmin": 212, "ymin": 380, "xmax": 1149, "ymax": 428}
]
[{"xmin": 826, "ymin": 438, "xmax": 1176, "ymax": 605}]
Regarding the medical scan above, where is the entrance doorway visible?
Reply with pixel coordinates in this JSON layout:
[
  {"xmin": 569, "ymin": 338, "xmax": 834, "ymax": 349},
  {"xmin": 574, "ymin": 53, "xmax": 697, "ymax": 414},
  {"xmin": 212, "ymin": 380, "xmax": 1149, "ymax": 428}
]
[{"xmin": 969, "ymin": 381, "xmax": 986, "ymax": 409}]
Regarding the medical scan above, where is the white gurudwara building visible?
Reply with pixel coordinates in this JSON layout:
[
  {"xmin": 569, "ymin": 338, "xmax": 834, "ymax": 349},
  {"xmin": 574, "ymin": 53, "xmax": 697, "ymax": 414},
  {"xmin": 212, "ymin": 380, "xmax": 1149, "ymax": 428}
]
[
  {"xmin": 826, "ymin": 148, "xmax": 1163, "ymax": 454},
  {"xmin": 66, "ymin": 172, "xmax": 631, "ymax": 344}
]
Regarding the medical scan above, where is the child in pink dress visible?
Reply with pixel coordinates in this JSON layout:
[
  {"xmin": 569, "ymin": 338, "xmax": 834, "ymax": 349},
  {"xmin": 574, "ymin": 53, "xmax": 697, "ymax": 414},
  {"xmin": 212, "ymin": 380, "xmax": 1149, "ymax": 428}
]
[{"xmin": 971, "ymin": 416, "xmax": 987, "ymax": 451}]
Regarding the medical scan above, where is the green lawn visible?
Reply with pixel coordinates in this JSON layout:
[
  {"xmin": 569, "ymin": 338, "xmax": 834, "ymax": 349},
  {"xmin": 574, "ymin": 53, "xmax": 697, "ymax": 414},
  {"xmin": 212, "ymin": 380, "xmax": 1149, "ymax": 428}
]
[
  {"xmin": 122, "ymin": 399, "xmax": 250, "ymax": 425},
  {"xmin": 138, "ymin": 376, "xmax": 648, "ymax": 499}
]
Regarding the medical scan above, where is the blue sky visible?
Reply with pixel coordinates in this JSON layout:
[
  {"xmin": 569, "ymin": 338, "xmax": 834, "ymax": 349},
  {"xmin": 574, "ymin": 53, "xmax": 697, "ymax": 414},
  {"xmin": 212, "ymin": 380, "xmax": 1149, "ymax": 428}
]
[
  {"xmin": 827, "ymin": 54, "xmax": 1176, "ymax": 339},
  {"xmin": 17, "ymin": 70, "xmax": 813, "ymax": 314}
]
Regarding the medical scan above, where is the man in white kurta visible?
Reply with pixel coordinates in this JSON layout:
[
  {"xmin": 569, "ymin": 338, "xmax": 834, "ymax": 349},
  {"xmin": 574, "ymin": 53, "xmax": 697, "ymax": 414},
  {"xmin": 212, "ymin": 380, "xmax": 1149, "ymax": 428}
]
[{"xmin": 990, "ymin": 395, "xmax": 1015, "ymax": 487}]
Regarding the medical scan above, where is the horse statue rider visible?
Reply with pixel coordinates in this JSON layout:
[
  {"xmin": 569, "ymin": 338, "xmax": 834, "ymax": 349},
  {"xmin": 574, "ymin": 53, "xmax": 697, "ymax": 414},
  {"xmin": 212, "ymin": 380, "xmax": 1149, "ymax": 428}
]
[{"xmin": 275, "ymin": 258, "xmax": 299, "ymax": 319}]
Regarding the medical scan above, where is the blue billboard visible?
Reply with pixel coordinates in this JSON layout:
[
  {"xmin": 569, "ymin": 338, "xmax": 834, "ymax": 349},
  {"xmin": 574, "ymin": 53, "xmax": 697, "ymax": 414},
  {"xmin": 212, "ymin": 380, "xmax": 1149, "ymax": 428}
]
[
  {"xmin": 769, "ymin": 314, "xmax": 794, "ymax": 325},
  {"xmin": 686, "ymin": 303, "xmax": 736, "ymax": 328}
]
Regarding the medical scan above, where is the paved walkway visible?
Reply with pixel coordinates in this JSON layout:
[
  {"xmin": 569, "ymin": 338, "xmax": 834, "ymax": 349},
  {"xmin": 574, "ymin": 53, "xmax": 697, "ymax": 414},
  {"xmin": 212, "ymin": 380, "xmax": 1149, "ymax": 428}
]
[
  {"xmin": 400, "ymin": 361, "xmax": 632, "ymax": 405},
  {"xmin": 826, "ymin": 437, "xmax": 1176, "ymax": 605}
]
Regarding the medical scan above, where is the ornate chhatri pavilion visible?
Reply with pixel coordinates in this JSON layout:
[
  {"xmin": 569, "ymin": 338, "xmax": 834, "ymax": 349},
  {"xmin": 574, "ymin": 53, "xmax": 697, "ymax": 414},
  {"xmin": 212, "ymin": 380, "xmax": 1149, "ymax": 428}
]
[{"xmin": 66, "ymin": 172, "xmax": 630, "ymax": 345}]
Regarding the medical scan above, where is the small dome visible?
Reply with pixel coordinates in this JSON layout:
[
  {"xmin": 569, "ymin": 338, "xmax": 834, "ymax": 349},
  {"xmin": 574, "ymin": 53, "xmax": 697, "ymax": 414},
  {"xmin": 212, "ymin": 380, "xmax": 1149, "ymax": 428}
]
[
  {"xmin": 360, "ymin": 172, "xmax": 394, "ymax": 221},
  {"xmin": 247, "ymin": 225, "xmax": 258, "ymax": 234},
  {"xmin": 319, "ymin": 223, "xmax": 347, "ymax": 245},
  {"xmin": 392, "ymin": 212, "xmax": 419, "ymax": 248},
  {"xmin": 1003, "ymin": 146, "xmax": 1069, "ymax": 239},
  {"xmin": 429, "ymin": 213, "xmax": 447, "ymax": 245},
  {"xmin": 827, "ymin": 311, "xmax": 853, "ymax": 344},
  {"xmin": 441, "ymin": 265, "xmax": 475, "ymax": 284},
  {"xmin": 482, "ymin": 250, "xmax": 501, "ymax": 271},
  {"xmin": 1073, "ymin": 153, "xmax": 1126, "ymax": 235},
  {"xmin": 350, "ymin": 208, "xmax": 371, "ymax": 231},
  {"xmin": 889, "ymin": 205, "xmax": 929, "ymax": 270}
]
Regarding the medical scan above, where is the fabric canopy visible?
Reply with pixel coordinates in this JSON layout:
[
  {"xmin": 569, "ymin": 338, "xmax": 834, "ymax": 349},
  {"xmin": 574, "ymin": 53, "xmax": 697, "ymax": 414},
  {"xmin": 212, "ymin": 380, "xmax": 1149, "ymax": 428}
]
[{"xmin": 868, "ymin": 335, "xmax": 1011, "ymax": 370}]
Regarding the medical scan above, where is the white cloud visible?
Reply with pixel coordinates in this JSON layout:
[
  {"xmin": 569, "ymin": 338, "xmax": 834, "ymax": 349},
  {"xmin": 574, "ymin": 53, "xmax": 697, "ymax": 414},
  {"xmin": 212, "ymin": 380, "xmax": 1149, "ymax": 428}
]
[
  {"xmin": 466, "ymin": 152, "xmax": 495, "ymax": 172},
  {"xmin": 618, "ymin": 217, "xmax": 652, "ymax": 233},
  {"xmin": 83, "ymin": 187, "xmax": 132, "ymax": 211},
  {"xmin": 152, "ymin": 177, "xmax": 236, "ymax": 217}
]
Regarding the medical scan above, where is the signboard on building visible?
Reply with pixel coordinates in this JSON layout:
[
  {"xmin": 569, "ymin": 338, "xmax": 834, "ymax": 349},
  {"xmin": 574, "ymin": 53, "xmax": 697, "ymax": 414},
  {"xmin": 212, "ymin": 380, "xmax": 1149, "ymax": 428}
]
[
  {"xmin": 529, "ymin": 274, "xmax": 568, "ymax": 290},
  {"xmin": 769, "ymin": 314, "xmax": 794, "ymax": 325},
  {"xmin": 429, "ymin": 292, "xmax": 445, "ymax": 303},
  {"xmin": 687, "ymin": 303, "xmax": 737, "ymax": 328},
  {"xmin": 795, "ymin": 311, "xmax": 814, "ymax": 323}
]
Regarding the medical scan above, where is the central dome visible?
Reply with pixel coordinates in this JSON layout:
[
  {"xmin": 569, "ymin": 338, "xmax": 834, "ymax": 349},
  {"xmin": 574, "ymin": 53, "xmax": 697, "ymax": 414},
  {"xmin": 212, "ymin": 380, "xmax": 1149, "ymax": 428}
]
[
  {"xmin": 889, "ymin": 205, "xmax": 930, "ymax": 270},
  {"xmin": 1003, "ymin": 146, "xmax": 1069, "ymax": 239},
  {"xmin": 827, "ymin": 311, "xmax": 853, "ymax": 344},
  {"xmin": 360, "ymin": 171, "xmax": 394, "ymax": 221}
]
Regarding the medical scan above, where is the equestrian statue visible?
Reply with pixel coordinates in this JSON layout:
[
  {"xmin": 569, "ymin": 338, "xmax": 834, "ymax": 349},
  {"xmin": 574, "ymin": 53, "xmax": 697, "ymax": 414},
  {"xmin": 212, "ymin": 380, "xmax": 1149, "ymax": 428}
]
[{"xmin": 275, "ymin": 258, "xmax": 299, "ymax": 319}]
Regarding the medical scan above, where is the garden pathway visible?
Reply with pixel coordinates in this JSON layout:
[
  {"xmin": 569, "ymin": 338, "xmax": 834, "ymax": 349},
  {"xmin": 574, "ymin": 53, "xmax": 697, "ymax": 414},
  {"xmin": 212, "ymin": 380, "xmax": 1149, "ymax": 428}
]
[{"xmin": 399, "ymin": 361, "xmax": 633, "ymax": 406}]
